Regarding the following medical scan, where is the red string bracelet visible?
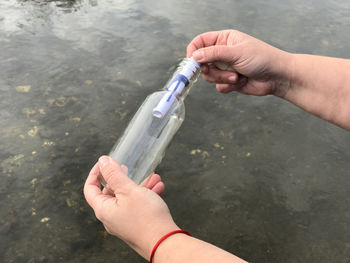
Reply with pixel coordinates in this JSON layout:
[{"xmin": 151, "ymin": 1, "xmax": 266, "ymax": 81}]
[{"xmin": 149, "ymin": 230, "xmax": 191, "ymax": 263}]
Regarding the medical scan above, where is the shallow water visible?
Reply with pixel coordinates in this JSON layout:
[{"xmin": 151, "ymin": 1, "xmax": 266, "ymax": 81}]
[{"xmin": 1, "ymin": 0, "xmax": 350, "ymax": 262}]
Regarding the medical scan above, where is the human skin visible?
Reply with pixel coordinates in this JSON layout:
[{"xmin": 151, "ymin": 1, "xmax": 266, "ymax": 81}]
[
  {"xmin": 84, "ymin": 156, "xmax": 247, "ymax": 263},
  {"xmin": 84, "ymin": 29, "xmax": 350, "ymax": 263},
  {"xmin": 187, "ymin": 30, "xmax": 350, "ymax": 131}
]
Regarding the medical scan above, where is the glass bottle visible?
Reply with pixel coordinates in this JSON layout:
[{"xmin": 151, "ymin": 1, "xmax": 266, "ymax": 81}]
[{"xmin": 102, "ymin": 57, "xmax": 200, "ymax": 185}]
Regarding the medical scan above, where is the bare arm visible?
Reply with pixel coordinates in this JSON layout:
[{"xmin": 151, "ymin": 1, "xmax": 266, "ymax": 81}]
[
  {"xmin": 285, "ymin": 54, "xmax": 350, "ymax": 130},
  {"xmin": 153, "ymin": 234, "xmax": 246, "ymax": 263},
  {"xmin": 187, "ymin": 30, "xmax": 350, "ymax": 130}
]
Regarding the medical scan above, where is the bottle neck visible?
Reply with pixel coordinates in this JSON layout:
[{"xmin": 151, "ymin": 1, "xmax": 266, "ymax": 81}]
[
  {"xmin": 153, "ymin": 58, "xmax": 200, "ymax": 119},
  {"xmin": 165, "ymin": 57, "xmax": 201, "ymax": 101},
  {"xmin": 178, "ymin": 70, "xmax": 200, "ymax": 101}
]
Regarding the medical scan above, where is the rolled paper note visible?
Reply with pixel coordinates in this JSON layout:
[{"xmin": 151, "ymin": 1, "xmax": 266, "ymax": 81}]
[
  {"xmin": 152, "ymin": 90, "xmax": 178, "ymax": 118},
  {"xmin": 153, "ymin": 57, "xmax": 200, "ymax": 118}
]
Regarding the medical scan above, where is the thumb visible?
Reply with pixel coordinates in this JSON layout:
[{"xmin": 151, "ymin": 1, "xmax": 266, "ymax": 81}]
[
  {"xmin": 192, "ymin": 45, "xmax": 239, "ymax": 64},
  {"xmin": 98, "ymin": 156, "xmax": 136, "ymax": 193}
]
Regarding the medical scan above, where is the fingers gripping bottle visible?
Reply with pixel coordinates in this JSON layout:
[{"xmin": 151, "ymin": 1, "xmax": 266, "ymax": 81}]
[{"xmin": 101, "ymin": 58, "xmax": 200, "ymax": 185}]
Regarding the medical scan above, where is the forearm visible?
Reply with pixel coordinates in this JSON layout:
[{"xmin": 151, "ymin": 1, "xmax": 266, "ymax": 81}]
[
  {"xmin": 152, "ymin": 233, "xmax": 247, "ymax": 263},
  {"xmin": 280, "ymin": 53, "xmax": 350, "ymax": 130}
]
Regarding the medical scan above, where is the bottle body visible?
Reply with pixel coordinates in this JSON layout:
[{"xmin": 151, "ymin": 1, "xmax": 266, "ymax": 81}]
[
  {"xmin": 104, "ymin": 58, "xmax": 200, "ymax": 185},
  {"xmin": 109, "ymin": 91, "xmax": 185, "ymax": 184}
]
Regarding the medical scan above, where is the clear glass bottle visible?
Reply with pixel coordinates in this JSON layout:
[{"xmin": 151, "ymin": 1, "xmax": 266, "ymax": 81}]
[{"xmin": 102, "ymin": 57, "xmax": 200, "ymax": 185}]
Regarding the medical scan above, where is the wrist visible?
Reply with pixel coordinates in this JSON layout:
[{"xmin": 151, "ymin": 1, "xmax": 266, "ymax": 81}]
[
  {"xmin": 134, "ymin": 222, "xmax": 181, "ymax": 260},
  {"xmin": 271, "ymin": 50, "xmax": 297, "ymax": 99},
  {"xmin": 149, "ymin": 230, "xmax": 191, "ymax": 263}
]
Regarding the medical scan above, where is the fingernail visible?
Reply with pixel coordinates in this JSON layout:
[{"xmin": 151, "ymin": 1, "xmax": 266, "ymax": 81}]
[
  {"xmin": 192, "ymin": 50, "xmax": 204, "ymax": 62},
  {"xmin": 228, "ymin": 75, "xmax": 237, "ymax": 83},
  {"xmin": 121, "ymin": 165, "xmax": 128, "ymax": 175},
  {"xmin": 99, "ymin": 156, "xmax": 110, "ymax": 168}
]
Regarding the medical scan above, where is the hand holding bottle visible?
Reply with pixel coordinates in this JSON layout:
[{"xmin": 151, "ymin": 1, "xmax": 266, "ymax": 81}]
[
  {"xmin": 187, "ymin": 29, "xmax": 293, "ymax": 96},
  {"xmin": 84, "ymin": 156, "xmax": 179, "ymax": 260},
  {"xmin": 188, "ymin": 29, "xmax": 350, "ymax": 130},
  {"xmin": 84, "ymin": 156, "xmax": 247, "ymax": 263}
]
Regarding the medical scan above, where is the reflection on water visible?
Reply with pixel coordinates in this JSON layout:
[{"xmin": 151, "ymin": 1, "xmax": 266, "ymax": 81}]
[
  {"xmin": 1, "ymin": 0, "xmax": 350, "ymax": 262},
  {"xmin": 18, "ymin": 0, "xmax": 85, "ymax": 10}
]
